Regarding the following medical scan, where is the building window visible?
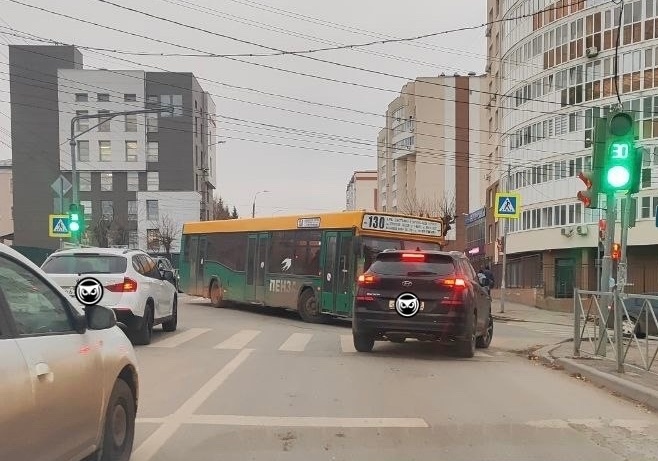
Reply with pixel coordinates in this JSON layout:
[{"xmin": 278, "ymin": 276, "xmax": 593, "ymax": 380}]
[
  {"xmin": 147, "ymin": 172, "xmax": 159, "ymax": 191},
  {"xmin": 75, "ymin": 93, "xmax": 88, "ymax": 102},
  {"xmin": 98, "ymin": 110, "xmax": 111, "ymax": 132},
  {"xmin": 99, "ymin": 141, "xmax": 112, "ymax": 161},
  {"xmin": 100, "ymin": 172, "xmax": 113, "ymax": 191},
  {"xmin": 642, "ymin": 196, "xmax": 651, "ymax": 218},
  {"xmin": 124, "ymin": 94, "xmax": 137, "ymax": 102},
  {"xmin": 76, "ymin": 110, "xmax": 89, "ymax": 131},
  {"xmin": 79, "ymin": 172, "xmax": 91, "ymax": 191},
  {"xmin": 128, "ymin": 230, "xmax": 138, "ymax": 249},
  {"xmin": 97, "ymin": 93, "xmax": 110, "ymax": 102},
  {"xmin": 80, "ymin": 200, "xmax": 92, "ymax": 221},
  {"xmin": 127, "ymin": 172, "xmax": 139, "ymax": 191},
  {"xmin": 160, "ymin": 95, "xmax": 183, "ymax": 117},
  {"xmin": 642, "ymin": 168, "xmax": 652, "ymax": 188},
  {"xmin": 101, "ymin": 200, "xmax": 113, "ymax": 220},
  {"xmin": 128, "ymin": 200, "xmax": 138, "ymax": 221},
  {"xmin": 147, "ymin": 142, "xmax": 158, "ymax": 162},
  {"xmin": 125, "ymin": 114, "xmax": 137, "ymax": 132},
  {"xmin": 77, "ymin": 140, "xmax": 89, "ymax": 161},
  {"xmin": 146, "ymin": 113, "xmax": 158, "ymax": 133},
  {"xmin": 125, "ymin": 141, "xmax": 138, "ymax": 162},
  {"xmin": 147, "ymin": 229, "xmax": 160, "ymax": 251},
  {"xmin": 146, "ymin": 200, "xmax": 159, "ymax": 221}
]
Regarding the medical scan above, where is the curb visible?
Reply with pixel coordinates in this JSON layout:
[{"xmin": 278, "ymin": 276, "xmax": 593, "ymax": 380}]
[
  {"xmin": 532, "ymin": 340, "xmax": 571, "ymax": 368},
  {"xmin": 554, "ymin": 357, "xmax": 658, "ymax": 412}
]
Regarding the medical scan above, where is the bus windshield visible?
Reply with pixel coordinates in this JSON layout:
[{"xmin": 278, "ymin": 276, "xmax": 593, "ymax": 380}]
[{"xmin": 360, "ymin": 237, "xmax": 441, "ymax": 271}]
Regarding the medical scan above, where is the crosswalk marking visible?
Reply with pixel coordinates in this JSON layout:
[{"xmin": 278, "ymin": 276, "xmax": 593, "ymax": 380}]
[
  {"xmin": 149, "ymin": 328, "xmax": 212, "ymax": 348},
  {"xmin": 214, "ymin": 329, "xmax": 261, "ymax": 349},
  {"xmin": 278, "ymin": 333, "xmax": 313, "ymax": 352},
  {"xmin": 340, "ymin": 335, "xmax": 356, "ymax": 353}
]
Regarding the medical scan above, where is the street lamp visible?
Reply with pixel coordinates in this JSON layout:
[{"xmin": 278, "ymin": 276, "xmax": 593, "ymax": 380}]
[
  {"xmin": 68, "ymin": 107, "xmax": 172, "ymax": 244},
  {"xmin": 252, "ymin": 190, "xmax": 270, "ymax": 218}
]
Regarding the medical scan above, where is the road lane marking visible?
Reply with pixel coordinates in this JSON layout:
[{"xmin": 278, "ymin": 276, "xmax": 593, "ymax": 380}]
[
  {"xmin": 131, "ymin": 348, "xmax": 253, "ymax": 461},
  {"xmin": 278, "ymin": 333, "xmax": 312, "ymax": 352},
  {"xmin": 340, "ymin": 335, "xmax": 355, "ymax": 353},
  {"xmin": 185, "ymin": 415, "xmax": 429, "ymax": 428},
  {"xmin": 148, "ymin": 328, "xmax": 211, "ymax": 348},
  {"xmin": 214, "ymin": 329, "xmax": 261, "ymax": 349}
]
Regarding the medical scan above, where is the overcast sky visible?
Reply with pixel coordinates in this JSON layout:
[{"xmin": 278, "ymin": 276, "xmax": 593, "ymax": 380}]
[{"xmin": 0, "ymin": 0, "xmax": 486, "ymax": 218}]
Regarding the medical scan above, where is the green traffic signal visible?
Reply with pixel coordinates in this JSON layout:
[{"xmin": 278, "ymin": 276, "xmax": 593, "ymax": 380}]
[
  {"xmin": 602, "ymin": 112, "xmax": 639, "ymax": 194},
  {"xmin": 68, "ymin": 203, "xmax": 84, "ymax": 238}
]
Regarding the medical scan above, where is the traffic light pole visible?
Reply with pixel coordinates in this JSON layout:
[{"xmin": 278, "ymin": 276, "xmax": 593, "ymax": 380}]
[
  {"xmin": 597, "ymin": 193, "xmax": 616, "ymax": 356},
  {"xmin": 499, "ymin": 163, "xmax": 511, "ymax": 314},
  {"xmin": 618, "ymin": 193, "xmax": 631, "ymax": 293},
  {"xmin": 68, "ymin": 107, "xmax": 172, "ymax": 244}
]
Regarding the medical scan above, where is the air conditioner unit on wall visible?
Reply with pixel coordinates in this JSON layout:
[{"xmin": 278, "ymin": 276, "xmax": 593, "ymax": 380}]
[
  {"xmin": 576, "ymin": 225, "xmax": 589, "ymax": 236},
  {"xmin": 586, "ymin": 46, "xmax": 599, "ymax": 58}
]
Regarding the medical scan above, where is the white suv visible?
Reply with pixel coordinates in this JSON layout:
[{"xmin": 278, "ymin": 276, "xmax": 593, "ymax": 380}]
[{"xmin": 41, "ymin": 247, "xmax": 178, "ymax": 345}]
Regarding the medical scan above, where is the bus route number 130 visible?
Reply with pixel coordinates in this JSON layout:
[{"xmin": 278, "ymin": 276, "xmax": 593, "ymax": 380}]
[{"xmin": 366, "ymin": 215, "xmax": 386, "ymax": 229}]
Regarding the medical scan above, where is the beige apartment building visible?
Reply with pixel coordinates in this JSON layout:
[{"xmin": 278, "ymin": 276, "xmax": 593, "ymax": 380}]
[
  {"xmin": 0, "ymin": 159, "xmax": 13, "ymax": 244},
  {"xmin": 377, "ymin": 74, "xmax": 489, "ymax": 252},
  {"xmin": 346, "ymin": 170, "xmax": 378, "ymax": 211}
]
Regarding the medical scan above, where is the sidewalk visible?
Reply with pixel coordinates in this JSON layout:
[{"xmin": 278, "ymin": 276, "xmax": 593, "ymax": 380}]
[
  {"xmin": 491, "ymin": 299, "xmax": 658, "ymax": 412},
  {"xmin": 491, "ymin": 299, "xmax": 573, "ymax": 326}
]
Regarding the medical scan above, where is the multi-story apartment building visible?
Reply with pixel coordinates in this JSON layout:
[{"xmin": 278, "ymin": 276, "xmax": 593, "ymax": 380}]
[
  {"xmin": 0, "ymin": 159, "xmax": 12, "ymax": 244},
  {"xmin": 377, "ymin": 75, "xmax": 489, "ymax": 252},
  {"xmin": 346, "ymin": 170, "xmax": 378, "ymax": 211},
  {"xmin": 486, "ymin": 0, "xmax": 658, "ymax": 309},
  {"xmin": 9, "ymin": 45, "xmax": 215, "ymax": 256}
]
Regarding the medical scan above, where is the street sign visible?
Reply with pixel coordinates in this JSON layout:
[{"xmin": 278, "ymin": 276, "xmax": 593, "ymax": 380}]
[
  {"xmin": 494, "ymin": 193, "xmax": 521, "ymax": 219},
  {"xmin": 49, "ymin": 214, "xmax": 71, "ymax": 238},
  {"xmin": 50, "ymin": 175, "xmax": 72, "ymax": 196}
]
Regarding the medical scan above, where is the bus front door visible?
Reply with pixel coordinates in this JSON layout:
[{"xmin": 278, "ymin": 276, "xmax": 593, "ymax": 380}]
[
  {"xmin": 320, "ymin": 231, "xmax": 354, "ymax": 316},
  {"xmin": 245, "ymin": 233, "xmax": 268, "ymax": 303}
]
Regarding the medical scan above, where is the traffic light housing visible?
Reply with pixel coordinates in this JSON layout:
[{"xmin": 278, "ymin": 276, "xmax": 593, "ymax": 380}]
[
  {"xmin": 68, "ymin": 203, "xmax": 84, "ymax": 240},
  {"xmin": 602, "ymin": 111, "xmax": 641, "ymax": 194},
  {"xmin": 577, "ymin": 171, "xmax": 598, "ymax": 208},
  {"xmin": 611, "ymin": 242, "xmax": 621, "ymax": 260}
]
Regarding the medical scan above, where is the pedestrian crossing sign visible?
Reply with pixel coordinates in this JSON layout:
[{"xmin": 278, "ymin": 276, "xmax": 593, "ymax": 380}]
[
  {"xmin": 494, "ymin": 193, "xmax": 521, "ymax": 219},
  {"xmin": 49, "ymin": 214, "xmax": 71, "ymax": 238}
]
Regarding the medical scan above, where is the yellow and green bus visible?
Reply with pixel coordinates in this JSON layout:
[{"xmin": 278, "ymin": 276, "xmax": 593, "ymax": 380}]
[{"xmin": 179, "ymin": 211, "xmax": 445, "ymax": 322}]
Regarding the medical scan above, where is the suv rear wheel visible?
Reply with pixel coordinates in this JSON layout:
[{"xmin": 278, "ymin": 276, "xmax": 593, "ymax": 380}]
[
  {"xmin": 132, "ymin": 304, "xmax": 153, "ymax": 346},
  {"xmin": 162, "ymin": 296, "xmax": 177, "ymax": 332},
  {"xmin": 455, "ymin": 314, "xmax": 476, "ymax": 358},
  {"xmin": 353, "ymin": 333, "xmax": 375, "ymax": 352},
  {"xmin": 476, "ymin": 315, "xmax": 493, "ymax": 349}
]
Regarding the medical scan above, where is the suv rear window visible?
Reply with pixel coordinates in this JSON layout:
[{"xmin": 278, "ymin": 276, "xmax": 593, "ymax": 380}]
[
  {"xmin": 42, "ymin": 254, "xmax": 127, "ymax": 274},
  {"xmin": 369, "ymin": 253, "xmax": 456, "ymax": 277}
]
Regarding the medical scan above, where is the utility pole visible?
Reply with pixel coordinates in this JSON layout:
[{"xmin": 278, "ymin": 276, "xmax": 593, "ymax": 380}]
[
  {"xmin": 499, "ymin": 163, "xmax": 511, "ymax": 314},
  {"xmin": 251, "ymin": 190, "xmax": 270, "ymax": 218},
  {"xmin": 597, "ymin": 192, "xmax": 615, "ymax": 356}
]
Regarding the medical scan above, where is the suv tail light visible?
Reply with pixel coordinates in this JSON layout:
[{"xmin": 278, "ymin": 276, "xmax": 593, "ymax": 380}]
[
  {"xmin": 440, "ymin": 278, "xmax": 467, "ymax": 288},
  {"xmin": 106, "ymin": 277, "xmax": 138, "ymax": 293},
  {"xmin": 357, "ymin": 273, "xmax": 379, "ymax": 286}
]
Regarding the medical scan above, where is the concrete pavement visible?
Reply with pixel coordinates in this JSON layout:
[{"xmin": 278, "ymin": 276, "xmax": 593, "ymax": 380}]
[
  {"xmin": 489, "ymin": 298, "xmax": 658, "ymax": 414},
  {"xmin": 127, "ymin": 296, "xmax": 658, "ymax": 460}
]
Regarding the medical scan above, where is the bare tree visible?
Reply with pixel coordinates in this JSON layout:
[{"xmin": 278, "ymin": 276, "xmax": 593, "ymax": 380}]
[
  {"xmin": 212, "ymin": 196, "xmax": 231, "ymax": 220},
  {"xmin": 89, "ymin": 214, "xmax": 114, "ymax": 248},
  {"xmin": 399, "ymin": 192, "xmax": 456, "ymax": 238},
  {"xmin": 141, "ymin": 213, "xmax": 181, "ymax": 256},
  {"xmin": 155, "ymin": 214, "xmax": 179, "ymax": 256}
]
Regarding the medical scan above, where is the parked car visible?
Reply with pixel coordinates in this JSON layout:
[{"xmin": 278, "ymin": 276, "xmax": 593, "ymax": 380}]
[
  {"xmin": 0, "ymin": 242, "xmax": 139, "ymax": 461},
  {"xmin": 155, "ymin": 256, "xmax": 181, "ymax": 292},
  {"xmin": 41, "ymin": 247, "xmax": 178, "ymax": 345},
  {"xmin": 352, "ymin": 249, "xmax": 493, "ymax": 358},
  {"xmin": 605, "ymin": 292, "xmax": 658, "ymax": 338}
]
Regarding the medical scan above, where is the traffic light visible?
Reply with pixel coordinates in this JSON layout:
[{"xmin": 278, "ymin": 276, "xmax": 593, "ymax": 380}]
[
  {"xmin": 577, "ymin": 171, "xmax": 598, "ymax": 208},
  {"xmin": 68, "ymin": 203, "xmax": 84, "ymax": 240},
  {"xmin": 602, "ymin": 111, "xmax": 641, "ymax": 194},
  {"xmin": 611, "ymin": 242, "xmax": 621, "ymax": 260}
]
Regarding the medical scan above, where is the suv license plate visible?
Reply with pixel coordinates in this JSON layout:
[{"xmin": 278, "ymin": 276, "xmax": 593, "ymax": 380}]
[
  {"xmin": 389, "ymin": 300, "xmax": 425, "ymax": 310},
  {"xmin": 64, "ymin": 287, "xmax": 76, "ymax": 297}
]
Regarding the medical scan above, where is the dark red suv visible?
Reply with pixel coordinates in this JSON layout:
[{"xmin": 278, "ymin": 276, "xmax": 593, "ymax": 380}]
[{"xmin": 352, "ymin": 250, "xmax": 493, "ymax": 358}]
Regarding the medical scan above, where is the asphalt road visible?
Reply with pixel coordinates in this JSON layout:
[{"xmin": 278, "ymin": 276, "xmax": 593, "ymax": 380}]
[{"xmin": 128, "ymin": 296, "xmax": 658, "ymax": 461}]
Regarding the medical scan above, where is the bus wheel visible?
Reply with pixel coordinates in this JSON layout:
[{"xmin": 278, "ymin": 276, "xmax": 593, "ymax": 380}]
[
  {"xmin": 210, "ymin": 280, "xmax": 224, "ymax": 308},
  {"xmin": 298, "ymin": 289, "xmax": 323, "ymax": 323}
]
